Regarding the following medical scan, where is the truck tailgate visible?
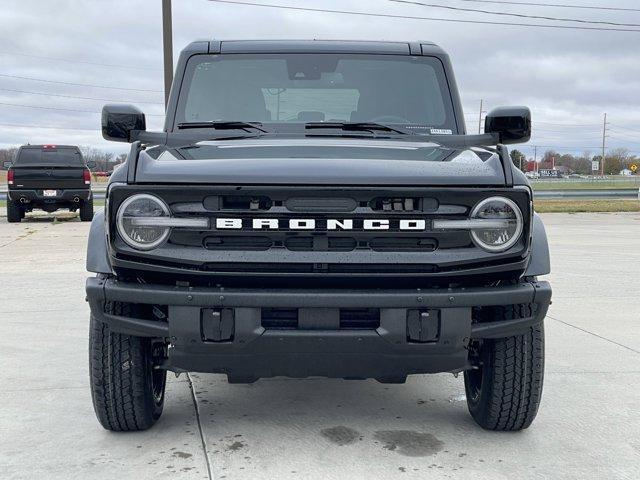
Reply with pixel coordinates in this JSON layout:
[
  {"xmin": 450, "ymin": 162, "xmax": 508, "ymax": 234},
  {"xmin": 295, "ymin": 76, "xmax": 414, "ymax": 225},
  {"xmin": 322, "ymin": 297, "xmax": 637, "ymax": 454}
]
[{"xmin": 11, "ymin": 167, "xmax": 87, "ymax": 189}]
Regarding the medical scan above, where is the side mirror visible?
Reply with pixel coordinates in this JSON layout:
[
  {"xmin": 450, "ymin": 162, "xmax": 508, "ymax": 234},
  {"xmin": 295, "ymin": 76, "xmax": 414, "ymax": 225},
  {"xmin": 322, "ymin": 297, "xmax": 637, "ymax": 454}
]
[
  {"xmin": 86, "ymin": 160, "xmax": 97, "ymax": 169},
  {"xmin": 3, "ymin": 161, "xmax": 12, "ymax": 169},
  {"xmin": 485, "ymin": 106, "xmax": 531, "ymax": 145},
  {"xmin": 101, "ymin": 104, "xmax": 146, "ymax": 143}
]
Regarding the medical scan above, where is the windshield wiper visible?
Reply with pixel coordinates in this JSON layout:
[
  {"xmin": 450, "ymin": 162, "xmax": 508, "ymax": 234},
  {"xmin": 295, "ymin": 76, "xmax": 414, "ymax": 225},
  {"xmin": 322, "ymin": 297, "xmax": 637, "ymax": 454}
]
[
  {"xmin": 177, "ymin": 121, "xmax": 269, "ymax": 133},
  {"xmin": 305, "ymin": 122, "xmax": 415, "ymax": 136}
]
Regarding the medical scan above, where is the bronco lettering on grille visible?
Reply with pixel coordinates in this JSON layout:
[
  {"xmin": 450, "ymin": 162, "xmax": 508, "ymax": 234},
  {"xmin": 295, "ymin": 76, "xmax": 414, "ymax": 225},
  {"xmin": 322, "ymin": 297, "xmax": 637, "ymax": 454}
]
[{"xmin": 214, "ymin": 218, "xmax": 428, "ymax": 231}]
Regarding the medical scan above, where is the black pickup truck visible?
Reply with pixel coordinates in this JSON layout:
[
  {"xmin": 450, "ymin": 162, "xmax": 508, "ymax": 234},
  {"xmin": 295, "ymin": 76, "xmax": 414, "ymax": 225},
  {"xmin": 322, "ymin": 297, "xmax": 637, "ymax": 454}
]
[
  {"xmin": 86, "ymin": 40, "xmax": 551, "ymax": 432},
  {"xmin": 5, "ymin": 145, "xmax": 94, "ymax": 222}
]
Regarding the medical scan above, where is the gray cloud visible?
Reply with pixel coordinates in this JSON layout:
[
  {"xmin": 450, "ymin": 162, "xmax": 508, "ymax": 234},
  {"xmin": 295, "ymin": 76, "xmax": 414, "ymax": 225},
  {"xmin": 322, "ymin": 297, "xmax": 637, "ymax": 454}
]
[{"xmin": 1, "ymin": 0, "xmax": 639, "ymax": 156}]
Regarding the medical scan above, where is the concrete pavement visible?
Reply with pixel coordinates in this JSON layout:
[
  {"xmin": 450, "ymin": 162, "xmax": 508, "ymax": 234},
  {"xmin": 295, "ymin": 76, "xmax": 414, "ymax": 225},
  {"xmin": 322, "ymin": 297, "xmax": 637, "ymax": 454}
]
[{"xmin": 0, "ymin": 212, "xmax": 639, "ymax": 479}]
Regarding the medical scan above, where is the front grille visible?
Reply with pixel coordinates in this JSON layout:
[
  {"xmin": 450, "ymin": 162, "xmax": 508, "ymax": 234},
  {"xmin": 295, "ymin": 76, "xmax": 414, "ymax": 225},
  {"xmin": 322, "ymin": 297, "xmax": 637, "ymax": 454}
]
[
  {"xmin": 110, "ymin": 185, "xmax": 532, "ymax": 278},
  {"xmin": 167, "ymin": 190, "xmax": 479, "ymax": 253}
]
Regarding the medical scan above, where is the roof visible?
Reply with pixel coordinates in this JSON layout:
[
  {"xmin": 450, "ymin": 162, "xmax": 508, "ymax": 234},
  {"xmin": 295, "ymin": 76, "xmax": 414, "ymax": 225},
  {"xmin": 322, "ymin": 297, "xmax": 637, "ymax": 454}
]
[
  {"xmin": 182, "ymin": 39, "xmax": 447, "ymax": 56},
  {"xmin": 20, "ymin": 144, "xmax": 79, "ymax": 149}
]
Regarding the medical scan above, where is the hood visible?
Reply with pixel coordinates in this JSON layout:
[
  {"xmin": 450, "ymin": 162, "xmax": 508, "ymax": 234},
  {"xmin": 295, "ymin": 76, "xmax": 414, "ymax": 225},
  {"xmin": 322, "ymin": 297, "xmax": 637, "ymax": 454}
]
[{"xmin": 134, "ymin": 138, "xmax": 505, "ymax": 186}]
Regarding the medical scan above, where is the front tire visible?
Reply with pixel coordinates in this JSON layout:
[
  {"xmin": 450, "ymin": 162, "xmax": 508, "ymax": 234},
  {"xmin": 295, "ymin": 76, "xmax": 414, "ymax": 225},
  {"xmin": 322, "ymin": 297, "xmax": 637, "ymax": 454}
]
[
  {"xmin": 6, "ymin": 200, "xmax": 22, "ymax": 223},
  {"xmin": 464, "ymin": 324, "xmax": 544, "ymax": 431},
  {"xmin": 89, "ymin": 302, "xmax": 167, "ymax": 431},
  {"xmin": 79, "ymin": 197, "xmax": 94, "ymax": 222}
]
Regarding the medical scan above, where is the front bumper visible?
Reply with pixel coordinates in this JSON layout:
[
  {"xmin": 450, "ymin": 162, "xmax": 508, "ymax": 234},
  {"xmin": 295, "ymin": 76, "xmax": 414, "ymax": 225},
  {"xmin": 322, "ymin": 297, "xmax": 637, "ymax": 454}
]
[
  {"xmin": 86, "ymin": 277, "xmax": 551, "ymax": 382},
  {"xmin": 8, "ymin": 188, "xmax": 91, "ymax": 203}
]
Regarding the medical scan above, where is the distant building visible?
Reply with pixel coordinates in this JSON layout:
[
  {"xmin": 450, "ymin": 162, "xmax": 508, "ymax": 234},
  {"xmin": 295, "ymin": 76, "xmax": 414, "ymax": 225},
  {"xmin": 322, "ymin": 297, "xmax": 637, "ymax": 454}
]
[{"xmin": 620, "ymin": 168, "xmax": 633, "ymax": 176}]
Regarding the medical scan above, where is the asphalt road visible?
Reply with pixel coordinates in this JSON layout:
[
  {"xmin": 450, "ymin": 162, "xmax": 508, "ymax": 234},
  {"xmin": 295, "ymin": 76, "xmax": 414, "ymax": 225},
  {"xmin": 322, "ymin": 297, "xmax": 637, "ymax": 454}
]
[{"xmin": 1, "ymin": 211, "xmax": 639, "ymax": 479}]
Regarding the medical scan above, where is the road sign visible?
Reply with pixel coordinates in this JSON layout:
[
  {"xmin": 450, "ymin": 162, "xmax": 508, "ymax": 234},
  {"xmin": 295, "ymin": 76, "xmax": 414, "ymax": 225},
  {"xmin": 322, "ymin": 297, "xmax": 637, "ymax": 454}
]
[
  {"xmin": 592, "ymin": 160, "xmax": 599, "ymax": 172},
  {"xmin": 631, "ymin": 164, "xmax": 638, "ymax": 173}
]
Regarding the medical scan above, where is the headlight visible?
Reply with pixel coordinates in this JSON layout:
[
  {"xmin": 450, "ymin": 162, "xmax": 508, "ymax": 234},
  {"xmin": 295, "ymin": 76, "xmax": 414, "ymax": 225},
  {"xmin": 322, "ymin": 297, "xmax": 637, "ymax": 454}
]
[
  {"xmin": 469, "ymin": 196, "xmax": 523, "ymax": 252},
  {"xmin": 116, "ymin": 194, "xmax": 171, "ymax": 250}
]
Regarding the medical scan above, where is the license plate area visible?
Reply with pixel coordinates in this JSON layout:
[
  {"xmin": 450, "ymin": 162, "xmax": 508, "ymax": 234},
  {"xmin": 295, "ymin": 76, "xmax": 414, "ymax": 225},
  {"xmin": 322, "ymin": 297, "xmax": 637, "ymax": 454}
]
[
  {"xmin": 43, "ymin": 189, "xmax": 58, "ymax": 197},
  {"xmin": 406, "ymin": 309, "xmax": 441, "ymax": 343}
]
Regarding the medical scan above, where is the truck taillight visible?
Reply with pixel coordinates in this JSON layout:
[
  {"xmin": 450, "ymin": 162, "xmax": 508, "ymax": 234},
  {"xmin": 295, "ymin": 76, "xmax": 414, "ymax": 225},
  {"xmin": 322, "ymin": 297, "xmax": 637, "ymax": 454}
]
[
  {"xmin": 7, "ymin": 169, "xmax": 14, "ymax": 185},
  {"xmin": 84, "ymin": 169, "xmax": 91, "ymax": 185}
]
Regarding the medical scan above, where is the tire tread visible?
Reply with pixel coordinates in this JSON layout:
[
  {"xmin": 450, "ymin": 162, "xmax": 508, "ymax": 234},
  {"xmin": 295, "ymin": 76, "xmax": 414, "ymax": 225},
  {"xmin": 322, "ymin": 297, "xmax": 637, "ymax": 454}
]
[
  {"xmin": 465, "ymin": 306, "xmax": 544, "ymax": 431},
  {"xmin": 89, "ymin": 302, "xmax": 164, "ymax": 431}
]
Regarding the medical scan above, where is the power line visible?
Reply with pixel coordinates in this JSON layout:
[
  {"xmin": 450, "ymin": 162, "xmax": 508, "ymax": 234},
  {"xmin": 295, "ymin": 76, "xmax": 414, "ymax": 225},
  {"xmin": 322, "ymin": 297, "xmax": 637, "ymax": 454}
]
[
  {"xmin": 0, "ymin": 101, "xmax": 164, "ymax": 116},
  {"xmin": 0, "ymin": 102, "xmax": 98, "ymax": 114},
  {"xmin": 463, "ymin": 113, "xmax": 603, "ymax": 128},
  {"xmin": 533, "ymin": 128, "xmax": 601, "ymax": 134},
  {"xmin": 451, "ymin": 0, "xmax": 640, "ymax": 13},
  {"xmin": 608, "ymin": 124, "xmax": 640, "ymax": 134},
  {"xmin": 0, "ymin": 51, "xmax": 161, "ymax": 71},
  {"xmin": 0, "ymin": 122, "xmax": 100, "ymax": 131},
  {"xmin": 534, "ymin": 121, "xmax": 602, "ymax": 127},
  {"xmin": 208, "ymin": 0, "xmax": 640, "ymax": 33},
  {"xmin": 0, "ymin": 73, "xmax": 163, "ymax": 93},
  {"xmin": 521, "ymin": 145, "xmax": 604, "ymax": 149},
  {"xmin": 0, "ymin": 87, "xmax": 165, "ymax": 105},
  {"xmin": 607, "ymin": 135, "xmax": 640, "ymax": 146},
  {"xmin": 390, "ymin": 0, "xmax": 640, "ymax": 28}
]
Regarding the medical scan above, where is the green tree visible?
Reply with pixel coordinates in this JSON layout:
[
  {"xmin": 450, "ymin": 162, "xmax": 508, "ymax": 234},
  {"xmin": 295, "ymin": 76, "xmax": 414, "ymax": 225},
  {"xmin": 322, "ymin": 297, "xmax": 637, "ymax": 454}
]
[{"xmin": 509, "ymin": 149, "xmax": 527, "ymax": 172}]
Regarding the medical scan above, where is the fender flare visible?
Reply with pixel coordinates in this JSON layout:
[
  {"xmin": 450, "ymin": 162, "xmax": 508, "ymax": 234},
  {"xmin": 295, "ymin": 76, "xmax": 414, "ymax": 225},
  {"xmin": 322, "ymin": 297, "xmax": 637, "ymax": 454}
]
[
  {"xmin": 525, "ymin": 213, "xmax": 551, "ymax": 277},
  {"xmin": 86, "ymin": 210, "xmax": 112, "ymax": 274}
]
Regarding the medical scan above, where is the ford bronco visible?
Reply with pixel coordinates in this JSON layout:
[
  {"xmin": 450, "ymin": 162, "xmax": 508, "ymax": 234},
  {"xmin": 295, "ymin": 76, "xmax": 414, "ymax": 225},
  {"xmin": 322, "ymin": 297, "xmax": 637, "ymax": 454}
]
[{"xmin": 86, "ymin": 40, "xmax": 551, "ymax": 432}]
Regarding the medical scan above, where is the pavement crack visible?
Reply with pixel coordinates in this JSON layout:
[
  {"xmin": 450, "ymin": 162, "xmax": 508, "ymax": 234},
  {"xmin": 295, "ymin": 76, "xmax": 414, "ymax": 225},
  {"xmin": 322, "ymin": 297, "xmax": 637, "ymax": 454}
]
[
  {"xmin": 187, "ymin": 372, "xmax": 214, "ymax": 480},
  {"xmin": 0, "ymin": 225, "xmax": 47, "ymax": 248},
  {"xmin": 547, "ymin": 314, "xmax": 640, "ymax": 355}
]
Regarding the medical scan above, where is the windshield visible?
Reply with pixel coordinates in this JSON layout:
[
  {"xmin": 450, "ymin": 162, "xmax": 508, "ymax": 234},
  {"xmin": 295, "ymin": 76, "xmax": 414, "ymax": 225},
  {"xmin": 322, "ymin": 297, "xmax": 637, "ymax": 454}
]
[
  {"xmin": 175, "ymin": 54, "xmax": 457, "ymax": 133},
  {"xmin": 15, "ymin": 147, "xmax": 84, "ymax": 167}
]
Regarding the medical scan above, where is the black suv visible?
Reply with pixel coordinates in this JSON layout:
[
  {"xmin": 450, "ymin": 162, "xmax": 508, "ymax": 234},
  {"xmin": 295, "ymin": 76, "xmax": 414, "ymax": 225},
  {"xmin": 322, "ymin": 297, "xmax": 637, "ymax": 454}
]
[
  {"xmin": 5, "ymin": 145, "xmax": 94, "ymax": 222},
  {"xmin": 86, "ymin": 40, "xmax": 552, "ymax": 432}
]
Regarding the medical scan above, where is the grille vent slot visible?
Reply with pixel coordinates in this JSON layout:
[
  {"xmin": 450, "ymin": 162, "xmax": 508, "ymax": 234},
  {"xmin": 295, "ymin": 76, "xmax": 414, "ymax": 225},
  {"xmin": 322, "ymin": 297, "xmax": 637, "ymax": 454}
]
[
  {"xmin": 204, "ymin": 236, "xmax": 272, "ymax": 251},
  {"xmin": 369, "ymin": 197, "xmax": 438, "ymax": 212},
  {"xmin": 260, "ymin": 307, "xmax": 380, "ymax": 330},
  {"xmin": 370, "ymin": 237, "xmax": 437, "ymax": 252},
  {"xmin": 339, "ymin": 308, "xmax": 380, "ymax": 329},
  {"xmin": 285, "ymin": 197, "xmax": 357, "ymax": 212},
  {"xmin": 285, "ymin": 237, "xmax": 357, "ymax": 252}
]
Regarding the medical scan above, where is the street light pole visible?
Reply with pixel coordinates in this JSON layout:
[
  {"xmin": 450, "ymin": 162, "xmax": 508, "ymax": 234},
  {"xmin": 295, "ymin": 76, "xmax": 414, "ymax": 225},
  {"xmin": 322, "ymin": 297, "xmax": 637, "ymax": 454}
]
[{"xmin": 162, "ymin": 0, "xmax": 173, "ymax": 108}]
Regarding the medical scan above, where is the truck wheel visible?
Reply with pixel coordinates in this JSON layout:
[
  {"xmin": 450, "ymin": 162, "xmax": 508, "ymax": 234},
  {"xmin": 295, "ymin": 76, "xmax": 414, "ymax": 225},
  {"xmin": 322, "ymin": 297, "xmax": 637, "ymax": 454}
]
[
  {"xmin": 464, "ymin": 324, "xmax": 544, "ymax": 431},
  {"xmin": 89, "ymin": 302, "xmax": 167, "ymax": 431},
  {"xmin": 79, "ymin": 198, "xmax": 94, "ymax": 222},
  {"xmin": 6, "ymin": 200, "xmax": 22, "ymax": 223}
]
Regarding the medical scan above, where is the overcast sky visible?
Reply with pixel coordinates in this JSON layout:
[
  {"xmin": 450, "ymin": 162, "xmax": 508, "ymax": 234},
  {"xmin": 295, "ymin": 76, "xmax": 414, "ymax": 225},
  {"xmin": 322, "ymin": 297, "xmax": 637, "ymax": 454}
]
[{"xmin": 1, "ymin": 0, "xmax": 640, "ymax": 158}]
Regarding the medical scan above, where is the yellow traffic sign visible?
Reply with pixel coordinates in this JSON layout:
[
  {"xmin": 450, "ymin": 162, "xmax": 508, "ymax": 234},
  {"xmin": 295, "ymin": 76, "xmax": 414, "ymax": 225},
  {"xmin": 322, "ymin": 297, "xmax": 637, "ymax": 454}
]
[{"xmin": 631, "ymin": 164, "xmax": 638, "ymax": 172}]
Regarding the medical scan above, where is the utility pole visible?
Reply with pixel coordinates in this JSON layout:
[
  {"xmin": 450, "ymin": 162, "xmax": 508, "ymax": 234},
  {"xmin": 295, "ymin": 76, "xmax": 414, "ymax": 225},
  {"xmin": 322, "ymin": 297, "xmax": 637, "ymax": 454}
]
[
  {"xmin": 534, "ymin": 145, "xmax": 538, "ymax": 173},
  {"xmin": 601, "ymin": 113, "xmax": 608, "ymax": 176},
  {"xmin": 162, "ymin": 0, "xmax": 173, "ymax": 108},
  {"xmin": 519, "ymin": 152, "xmax": 523, "ymax": 172},
  {"xmin": 478, "ymin": 99, "xmax": 485, "ymax": 134}
]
